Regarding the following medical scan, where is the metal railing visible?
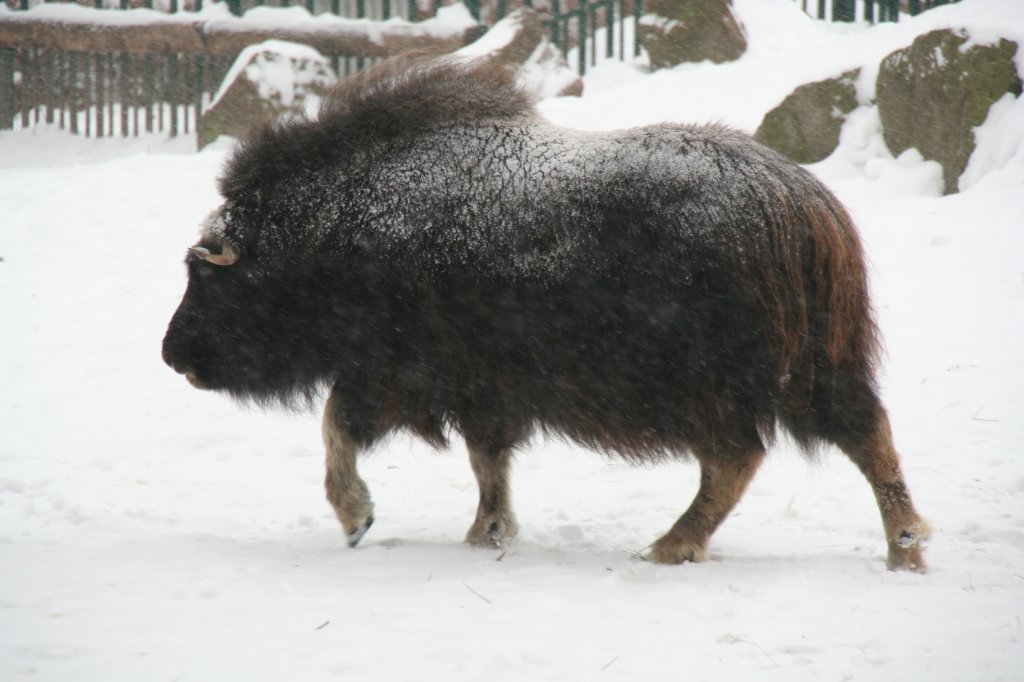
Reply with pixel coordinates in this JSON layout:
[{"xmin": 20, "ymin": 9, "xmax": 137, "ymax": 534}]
[
  {"xmin": 797, "ymin": 0, "xmax": 961, "ymax": 23},
  {"xmin": 545, "ymin": 0, "xmax": 644, "ymax": 76}
]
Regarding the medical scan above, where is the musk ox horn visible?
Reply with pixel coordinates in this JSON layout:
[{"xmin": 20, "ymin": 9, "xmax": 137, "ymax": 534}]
[{"xmin": 189, "ymin": 242, "xmax": 239, "ymax": 266}]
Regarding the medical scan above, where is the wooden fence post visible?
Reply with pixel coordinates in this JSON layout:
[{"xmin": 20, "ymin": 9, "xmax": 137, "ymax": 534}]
[
  {"xmin": 0, "ymin": 48, "xmax": 14, "ymax": 130},
  {"xmin": 576, "ymin": 8, "xmax": 585, "ymax": 76},
  {"xmin": 634, "ymin": 0, "xmax": 643, "ymax": 58}
]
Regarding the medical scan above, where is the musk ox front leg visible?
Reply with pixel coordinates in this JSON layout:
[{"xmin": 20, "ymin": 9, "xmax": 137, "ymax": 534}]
[
  {"xmin": 464, "ymin": 443, "xmax": 518, "ymax": 549},
  {"xmin": 322, "ymin": 390, "xmax": 375, "ymax": 547},
  {"xmin": 648, "ymin": 445, "xmax": 766, "ymax": 564}
]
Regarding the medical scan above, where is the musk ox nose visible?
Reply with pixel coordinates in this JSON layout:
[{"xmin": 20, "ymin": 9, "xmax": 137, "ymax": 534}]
[
  {"xmin": 162, "ymin": 342, "xmax": 207, "ymax": 389},
  {"xmin": 162, "ymin": 332, "xmax": 210, "ymax": 388},
  {"xmin": 161, "ymin": 344, "xmax": 174, "ymax": 370},
  {"xmin": 161, "ymin": 335, "xmax": 193, "ymax": 376}
]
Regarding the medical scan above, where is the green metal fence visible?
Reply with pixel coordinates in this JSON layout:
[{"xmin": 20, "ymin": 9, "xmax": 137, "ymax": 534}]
[
  {"xmin": 799, "ymin": 0, "xmax": 961, "ymax": 23},
  {"xmin": 546, "ymin": 1, "xmax": 644, "ymax": 76}
]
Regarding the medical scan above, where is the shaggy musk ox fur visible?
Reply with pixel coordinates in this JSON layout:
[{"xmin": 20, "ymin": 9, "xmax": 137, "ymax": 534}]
[{"xmin": 162, "ymin": 56, "xmax": 929, "ymax": 570}]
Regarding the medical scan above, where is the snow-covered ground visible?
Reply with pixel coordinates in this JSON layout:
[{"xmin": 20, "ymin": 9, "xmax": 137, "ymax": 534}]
[{"xmin": 2, "ymin": 0, "xmax": 1023, "ymax": 679}]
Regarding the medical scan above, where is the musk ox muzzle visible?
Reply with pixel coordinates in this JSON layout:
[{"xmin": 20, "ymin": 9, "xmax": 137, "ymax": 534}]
[{"xmin": 161, "ymin": 327, "xmax": 205, "ymax": 389}]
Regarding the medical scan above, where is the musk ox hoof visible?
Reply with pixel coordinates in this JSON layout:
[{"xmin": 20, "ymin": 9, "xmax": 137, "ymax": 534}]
[
  {"xmin": 465, "ymin": 515, "xmax": 518, "ymax": 549},
  {"xmin": 886, "ymin": 522, "xmax": 931, "ymax": 573},
  {"xmin": 346, "ymin": 514, "xmax": 374, "ymax": 548},
  {"xmin": 646, "ymin": 537, "xmax": 708, "ymax": 565}
]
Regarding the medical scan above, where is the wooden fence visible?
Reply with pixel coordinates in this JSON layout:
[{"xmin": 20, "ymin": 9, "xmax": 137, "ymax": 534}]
[
  {"xmin": 0, "ymin": 13, "xmax": 470, "ymax": 137},
  {"xmin": 1, "ymin": 0, "xmax": 962, "ymax": 139},
  {"xmin": 6, "ymin": 0, "xmax": 420, "ymax": 17},
  {"xmin": 0, "ymin": 1, "xmax": 649, "ymax": 138},
  {"xmin": 0, "ymin": 49, "xmax": 230, "ymax": 137}
]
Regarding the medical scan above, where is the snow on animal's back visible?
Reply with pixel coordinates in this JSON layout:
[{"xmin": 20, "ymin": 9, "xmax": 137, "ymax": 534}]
[
  {"xmin": 368, "ymin": 113, "xmax": 820, "ymax": 282},
  {"xmin": 221, "ymin": 55, "xmax": 834, "ymax": 283}
]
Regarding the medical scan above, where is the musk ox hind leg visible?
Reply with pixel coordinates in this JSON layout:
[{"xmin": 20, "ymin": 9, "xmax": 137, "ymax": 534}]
[
  {"xmin": 647, "ymin": 444, "xmax": 766, "ymax": 565},
  {"xmin": 836, "ymin": 407, "xmax": 930, "ymax": 572},
  {"xmin": 322, "ymin": 390, "xmax": 375, "ymax": 548},
  {"xmin": 464, "ymin": 443, "xmax": 519, "ymax": 549}
]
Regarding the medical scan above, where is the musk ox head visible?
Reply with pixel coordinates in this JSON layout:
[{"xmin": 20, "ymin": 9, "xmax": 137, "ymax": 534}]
[
  {"xmin": 162, "ymin": 206, "xmax": 255, "ymax": 390},
  {"xmin": 161, "ymin": 55, "xmax": 536, "ymax": 406},
  {"xmin": 161, "ymin": 203, "xmax": 333, "ymax": 406},
  {"xmin": 162, "ymin": 186, "xmax": 394, "ymax": 409}
]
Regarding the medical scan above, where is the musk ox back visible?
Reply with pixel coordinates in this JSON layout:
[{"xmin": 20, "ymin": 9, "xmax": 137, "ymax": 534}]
[{"xmin": 162, "ymin": 56, "xmax": 929, "ymax": 571}]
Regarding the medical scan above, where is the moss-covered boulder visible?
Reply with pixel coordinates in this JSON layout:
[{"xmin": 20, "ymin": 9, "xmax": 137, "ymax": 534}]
[
  {"xmin": 637, "ymin": 0, "xmax": 747, "ymax": 70},
  {"xmin": 876, "ymin": 29, "xmax": 1021, "ymax": 194},
  {"xmin": 754, "ymin": 69, "xmax": 860, "ymax": 164},
  {"xmin": 198, "ymin": 40, "xmax": 337, "ymax": 151}
]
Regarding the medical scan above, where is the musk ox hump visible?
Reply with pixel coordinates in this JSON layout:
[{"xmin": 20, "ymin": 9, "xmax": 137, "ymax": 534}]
[
  {"xmin": 218, "ymin": 54, "xmax": 536, "ymax": 201},
  {"xmin": 320, "ymin": 53, "xmax": 537, "ymax": 137}
]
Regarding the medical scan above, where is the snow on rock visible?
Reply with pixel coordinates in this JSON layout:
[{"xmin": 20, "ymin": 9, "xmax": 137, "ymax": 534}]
[
  {"xmin": 456, "ymin": 8, "xmax": 521, "ymax": 57},
  {"xmin": 198, "ymin": 40, "xmax": 336, "ymax": 150},
  {"xmin": 456, "ymin": 8, "xmax": 582, "ymax": 98},
  {"xmin": 753, "ymin": 68, "xmax": 861, "ymax": 164},
  {"xmin": 637, "ymin": 0, "xmax": 747, "ymax": 69},
  {"xmin": 518, "ymin": 39, "xmax": 584, "ymax": 99},
  {"xmin": 875, "ymin": 28, "xmax": 1020, "ymax": 195},
  {"xmin": 213, "ymin": 39, "xmax": 334, "ymax": 109},
  {"xmin": 807, "ymin": 105, "xmax": 945, "ymax": 199},
  {"xmin": 960, "ymin": 91, "xmax": 1024, "ymax": 192}
]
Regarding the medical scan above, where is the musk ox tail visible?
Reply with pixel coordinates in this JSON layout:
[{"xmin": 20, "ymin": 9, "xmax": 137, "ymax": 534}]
[{"xmin": 759, "ymin": 177, "xmax": 882, "ymax": 452}]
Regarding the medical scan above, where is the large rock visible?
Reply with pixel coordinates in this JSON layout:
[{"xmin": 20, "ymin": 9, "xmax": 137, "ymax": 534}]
[
  {"xmin": 754, "ymin": 69, "xmax": 861, "ymax": 164},
  {"xmin": 637, "ymin": 0, "xmax": 747, "ymax": 70},
  {"xmin": 456, "ymin": 7, "xmax": 582, "ymax": 98},
  {"xmin": 198, "ymin": 40, "xmax": 337, "ymax": 151},
  {"xmin": 876, "ymin": 29, "xmax": 1021, "ymax": 194}
]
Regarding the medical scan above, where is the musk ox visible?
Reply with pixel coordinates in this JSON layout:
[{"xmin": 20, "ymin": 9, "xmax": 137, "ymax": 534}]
[{"xmin": 162, "ymin": 56, "xmax": 929, "ymax": 570}]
